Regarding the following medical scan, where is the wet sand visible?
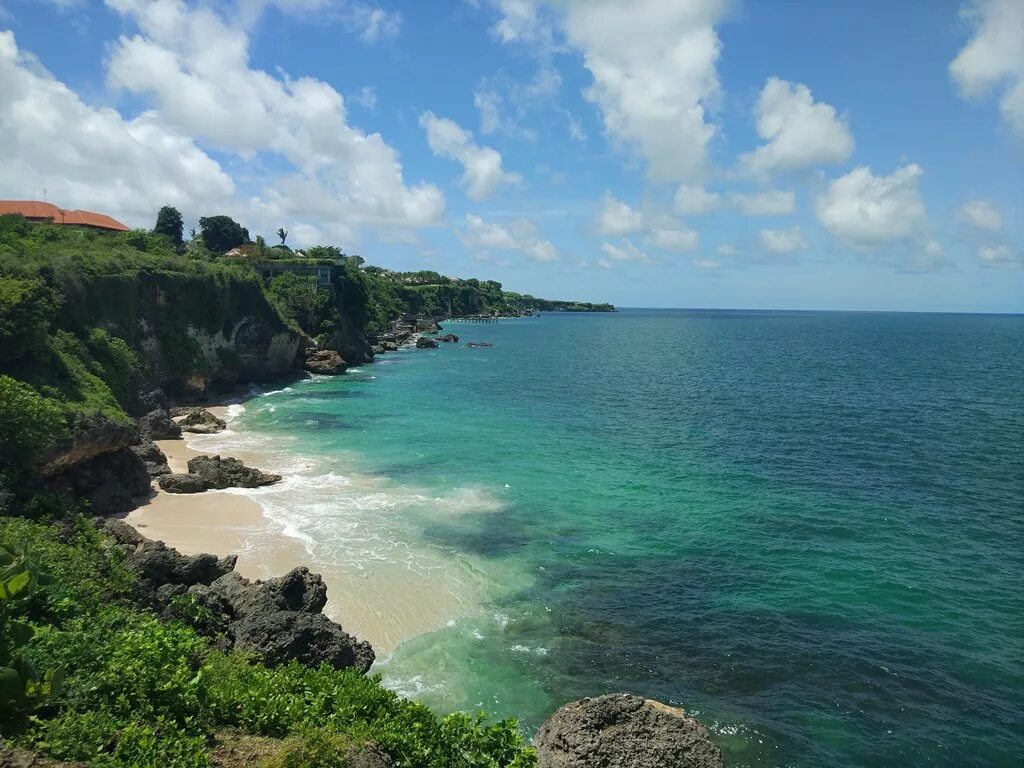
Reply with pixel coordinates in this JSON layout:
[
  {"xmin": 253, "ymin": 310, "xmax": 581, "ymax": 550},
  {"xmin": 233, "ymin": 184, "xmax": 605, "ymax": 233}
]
[{"xmin": 125, "ymin": 405, "xmax": 476, "ymax": 657}]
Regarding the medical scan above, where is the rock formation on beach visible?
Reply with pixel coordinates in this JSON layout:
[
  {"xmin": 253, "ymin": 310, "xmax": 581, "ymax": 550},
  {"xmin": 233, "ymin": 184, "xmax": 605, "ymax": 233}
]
[
  {"xmin": 304, "ymin": 348, "xmax": 348, "ymax": 375},
  {"xmin": 158, "ymin": 455, "xmax": 282, "ymax": 494},
  {"xmin": 534, "ymin": 694, "xmax": 725, "ymax": 768},
  {"xmin": 178, "ymin": 407, "xmax": 227, "ymax": 434},
  {"xmin": 102, "ymin": 519, "xmax": 375, "ymax": 673}
]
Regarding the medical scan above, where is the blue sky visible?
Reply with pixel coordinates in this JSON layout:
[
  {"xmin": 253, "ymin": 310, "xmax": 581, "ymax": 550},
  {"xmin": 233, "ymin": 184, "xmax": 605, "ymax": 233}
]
[{"xmin": 0, "ymin": 0, "xmax": 1022, "ymax": 312}]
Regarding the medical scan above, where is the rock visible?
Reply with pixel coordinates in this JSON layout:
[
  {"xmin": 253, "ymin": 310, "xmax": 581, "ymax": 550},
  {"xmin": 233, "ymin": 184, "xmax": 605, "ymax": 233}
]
[
  {"xmin": 207, "ymin": 567, "xmax": 327, "ymax": 621},
  {"xmin": 304, "ymin": 348, "xmax": 348, "ymax": 376},
  {"xmin": 38, "ymin": 413, "xmax": 138, "ymax": 478},
  {"xmin": 131, "ymin": 439, "xmax": 171, "ymax": 477},
  {"xmin": 533, "ymin": 695, "xmax": 724, "ymax": 768},
  {"xmin": 230, "ymin": 610, "xmax": 374, "ymax": 672},
  {"xmin": 138, "ymin": 408, "xmax": 182, "ymax": 441},
  {"xmin": 383, "ymin": 341, "xmax": 399, "ymax": 352},
  {"xmin": 158, "ymin": 473, "xmax": 208, "ymax": 494},
  {"xmin": 437, "ymin": 333, "xmax": 460, "ymax": 343},
  {"xmin": 187, "ymin": 455, "xmax": 281, "ymax": 489},
  {"xmin": 127, "ymin": 540, "xmax": 236, "ymax": 589},
  {"xmin": 179, "ymin": 408, "xmax": 227, "ymax": 434},
  {"xmin": 170, "ymin": 406, "xmax": 204, "ymax": 418},
  {"xmin": 371, "ymin": 344, "xmax": 385, "ymax": 355},
  {"xmin": 138, "ymin": 389, "xmax": 170, "ymax": 414},
  {"xmin": 415, "ymin": 337, "xmax": 439, "ymax": 349},
  {"xmin": 465, "ymin": 341, "xmax": 494, "ymax": 348},
  {"xmin": 346, "ymin": 745, "xmax": 396, "ymax": 768},
  {"xmin": 45, "ymin": 446, "xmax": 151, "ymax": 516},
  {"xmin": 414, "ymin": 319, "xmax": 440, "ymax": 334}
]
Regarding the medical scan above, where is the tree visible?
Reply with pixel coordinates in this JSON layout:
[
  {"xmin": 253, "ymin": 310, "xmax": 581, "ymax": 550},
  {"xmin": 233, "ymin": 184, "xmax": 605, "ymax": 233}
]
[
  {"xmin": 153, "ymin": 206, "xmax": 184, "ymax": 248},
  {"xmin": 276, "ymin": 228, "xmax": 288, "ymax": 245},
  {"xmin": 198, "ymin": 215, "xmax": 246, "ymax": 254}
]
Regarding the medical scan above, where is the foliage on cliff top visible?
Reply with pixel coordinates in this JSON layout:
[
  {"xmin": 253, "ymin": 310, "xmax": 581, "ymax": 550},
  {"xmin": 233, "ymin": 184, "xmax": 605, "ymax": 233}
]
[{"xmin": 0, "ymin": 518, "xmax": 536, "ymax": 768}]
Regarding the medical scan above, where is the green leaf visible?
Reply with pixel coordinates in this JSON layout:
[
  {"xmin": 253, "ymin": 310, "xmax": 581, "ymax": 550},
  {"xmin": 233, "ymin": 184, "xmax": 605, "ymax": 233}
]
[
  {"xmin": 0, "ymin": 666, "xmax": 25, "ymax": 706},
  {"xmin": 6, "ymin": 619, "xmax": 33, "ymax": 646},
  {"xmin": 1, "ymin": 568, "xmax": 31, "ymax": 599}
]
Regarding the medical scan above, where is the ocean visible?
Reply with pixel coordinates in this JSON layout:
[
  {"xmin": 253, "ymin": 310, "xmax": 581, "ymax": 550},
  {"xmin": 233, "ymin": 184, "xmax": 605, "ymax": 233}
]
[{"xmin": 189, "ymin": 309, "xmax": 1023, "ymax": 768}]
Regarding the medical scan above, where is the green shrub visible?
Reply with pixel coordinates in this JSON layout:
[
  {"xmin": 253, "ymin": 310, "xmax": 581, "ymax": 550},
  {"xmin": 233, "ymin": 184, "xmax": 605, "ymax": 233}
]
[
  {"xmin": 0, "ymin": 277, "xmax": 59, "ymax": 365},
  {"xmin": 0, "ymin": 376, "xmax": 67, "ymax": 470}
]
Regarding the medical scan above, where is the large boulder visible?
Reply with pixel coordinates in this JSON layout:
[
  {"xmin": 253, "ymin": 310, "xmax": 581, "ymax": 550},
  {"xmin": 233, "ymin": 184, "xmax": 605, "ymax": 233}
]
[
  {"xmin": 437, "ymin": 333, "xmax": 460, "ymax": 343},
  {"xmin": 533, "ymin": 695, "xmax": 724, "ymax": 768},
  {"xmin": 305, "ymin": 349, "xmax": 348, "ymax": 376},
  {"xmin": 37, "ymin": 413, "xmax": 138, "ymax": 478},
  {"xmin": 231, "ymin": 610, "xmax": 374, "ymax": 672},
  {"xmin": 47, "ymin": 447, "xmax": 151, "ymax": 516},
  {"xmin": 415, "ymin": 337, "xmax": 438, "ymax": 349},
  {"xmin": 383, "ymin": 341, "xmax": 399, "ymax": 352},
  {"xmin": 131, "ymin": 439, "xmax": 171, "ymax": 477},
  {"xmin": 138, "ymin": 409, "xmax": 181, "ymax": 441},
  {"xmin": 158, "ymin": 473, "xmax": 208, "ymax": 494},
  {"xmin": 179, "ymin": 408, "xmax": 227, "ymax": 434},
  {"xmin": 186, "ymin": 455, "xmax": 281, "ymax": 489},
  {"xmin": 205, "ymin": 567, "xmax": 326, "ymax": 621}
]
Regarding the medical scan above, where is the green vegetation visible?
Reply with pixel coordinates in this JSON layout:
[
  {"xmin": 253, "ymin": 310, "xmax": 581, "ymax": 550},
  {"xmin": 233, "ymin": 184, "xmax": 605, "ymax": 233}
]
[
  {"xmin": 199, "ymin": 215, "xmax": 248, "ymax": 254},
  {"xmin": 154, "ymin": 206, "xmax": 185, "ymax": 250},
  {"xmin": 0, "ymin": 518, "xmax": 536, "ymax": 768}
]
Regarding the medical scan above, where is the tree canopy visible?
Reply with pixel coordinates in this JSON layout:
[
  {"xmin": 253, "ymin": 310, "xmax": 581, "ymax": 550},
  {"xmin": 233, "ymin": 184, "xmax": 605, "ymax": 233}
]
[
  {"xmin": 198, "ymin": 215, "xmax": 248, "ymax": 254},
  {"xmin": 154, "ymin": 206, "xmax": 184, "ymax": 249}
]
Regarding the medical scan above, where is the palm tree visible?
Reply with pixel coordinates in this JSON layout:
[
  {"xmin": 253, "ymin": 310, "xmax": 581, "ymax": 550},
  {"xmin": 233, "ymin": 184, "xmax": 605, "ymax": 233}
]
[{"xmin": 277, "ymin": 228, "xmax": 288, "ymax": 245}]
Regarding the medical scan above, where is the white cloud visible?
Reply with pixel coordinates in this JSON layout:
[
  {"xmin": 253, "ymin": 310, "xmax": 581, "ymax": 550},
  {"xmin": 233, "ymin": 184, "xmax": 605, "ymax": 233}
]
[
  {"xmin": 474, "ymin": 65, "xmax": 581, "ymax": 141},
  {"xmin": 956, "ymin": 199, "xmax": 1003, "ymax": 231},
  {"xmin": 978, "ymin": 243, "xmax": 1023, "ymax": 268},
  {"xmin": 674, "ymin": 184, "xmax": 720, "ymax": 216},
  {"xmin": 104, "ymin": 0, "xmax": 443, "ymax": 241},
  {"xmin": 459, "ymin": 213, "xmax": 559, "ymax": 262},
  {"xmin": 0, "ymin": 29, "xmax": 233, "ymax": 227},
  {"xmin": 715, "ymin": 243, "xmax": 736, "ymax": 256},
  {"xmin": 343, "ymin": 2, "xmax": 402, "ymax": 42},
  {"xmin": 739, "ymin": 77, "xmax": 854, "ymax": 176},
  {"xmin": 489, "ymin": 0, "xmax": 554, "ymax": 46},
  {"xmin": 729, "ymin": 189, "xmax": 796, "ymax": 216},
  {"xmin": 596, "ymin": 192, "xmax": 643, "ymax": 235},
  {"xmin": 814, "ymin": 164, "xmax": 927, "ymax": 249},
  {"xmin": 600, "ymin": 239, "xmax": 660, "ymax": 266},
  {"xmin": 950, "ymin": 0, "xmax": 1024, "ymax": 136},
  {"xmin": 552, "ymin": 0, "xmax": 726, "ymax": 182},
  {"xmin": 758, "ymin": 226, "xmax": 808, "ymax": 254},
  {"xmin": 691, "ymin": 257, "xmax": 721, "ymax": 269},
  {"xmin": 354, "ymin": 85, "xmax": 377, "ymax": 109},
  {"xmin": 420, "ymin": 112, "xmax": 520, "ymax": 201},
  {"xmin": 646, "ymin": 227, "xmax": 699, "ymax": 252}
]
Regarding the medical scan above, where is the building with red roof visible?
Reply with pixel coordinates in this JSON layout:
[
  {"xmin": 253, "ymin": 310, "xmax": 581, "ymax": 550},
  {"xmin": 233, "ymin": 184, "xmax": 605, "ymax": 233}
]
[{"xmin": 0, "ymin": 200, "xmax": 130, "ymax": 232}]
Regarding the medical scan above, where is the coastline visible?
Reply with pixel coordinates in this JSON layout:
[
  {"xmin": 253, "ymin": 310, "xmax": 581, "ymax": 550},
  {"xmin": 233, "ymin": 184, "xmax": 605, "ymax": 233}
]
[{"xmin": 124, "ymin": 398, "xmax": 477, "ymax": 658}]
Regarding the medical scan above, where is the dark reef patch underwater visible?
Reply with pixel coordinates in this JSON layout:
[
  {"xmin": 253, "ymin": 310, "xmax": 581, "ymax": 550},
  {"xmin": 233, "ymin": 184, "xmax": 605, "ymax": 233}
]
[{"xmin": 236, "ymin": 309, "xmax": 1023, "ymax": 768}]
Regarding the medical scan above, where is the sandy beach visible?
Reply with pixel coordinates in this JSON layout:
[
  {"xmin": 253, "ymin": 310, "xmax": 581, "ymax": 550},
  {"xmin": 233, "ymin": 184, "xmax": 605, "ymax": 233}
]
[{"xmin": 125, "ymin": 404, "xmax": 476, "ymax": 657}]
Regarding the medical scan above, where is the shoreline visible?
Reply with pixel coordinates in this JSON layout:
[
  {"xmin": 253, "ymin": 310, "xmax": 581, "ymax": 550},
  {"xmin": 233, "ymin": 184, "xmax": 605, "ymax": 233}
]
[{"xmin": 124, "ymin": 396, "xmax": 478, "ymax": 659}]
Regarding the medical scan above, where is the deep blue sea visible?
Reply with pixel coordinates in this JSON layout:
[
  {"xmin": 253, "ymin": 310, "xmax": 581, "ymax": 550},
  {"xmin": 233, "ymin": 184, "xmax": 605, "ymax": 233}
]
[{"xmin": 222, "ymin": 309, "xmax": 1023, "ymax": 767}]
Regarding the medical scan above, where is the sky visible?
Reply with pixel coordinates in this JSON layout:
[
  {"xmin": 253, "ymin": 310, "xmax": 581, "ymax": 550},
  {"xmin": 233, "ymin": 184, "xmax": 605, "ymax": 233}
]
[{"xmin": 0, "ymin": 0, "xmax": 1022, "ymax": 312}]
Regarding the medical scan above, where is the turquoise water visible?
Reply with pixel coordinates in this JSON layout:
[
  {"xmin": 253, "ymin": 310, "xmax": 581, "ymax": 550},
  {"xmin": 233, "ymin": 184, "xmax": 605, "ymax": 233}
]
[{"xmin": 231, "ymin": 309, "xmax": 1022, "ymax": 767}]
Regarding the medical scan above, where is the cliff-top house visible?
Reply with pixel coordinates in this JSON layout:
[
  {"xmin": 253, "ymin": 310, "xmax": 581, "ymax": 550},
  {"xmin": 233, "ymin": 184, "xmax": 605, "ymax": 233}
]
[{"xmin": 0, "ymin": 200, "xmax": 130, "ymax": 232}]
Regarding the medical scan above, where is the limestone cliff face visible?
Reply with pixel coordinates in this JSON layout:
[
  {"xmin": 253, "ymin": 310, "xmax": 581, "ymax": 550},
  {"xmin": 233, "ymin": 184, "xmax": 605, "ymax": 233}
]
[{"xmin": 58, "ymin": 270, "xmax": 305, "ymax": 399}]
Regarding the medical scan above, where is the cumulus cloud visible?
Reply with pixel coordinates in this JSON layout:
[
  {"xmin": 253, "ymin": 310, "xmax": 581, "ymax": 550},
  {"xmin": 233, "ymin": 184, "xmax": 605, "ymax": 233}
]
[
  {"xmin": 758, "ymin": 226, "xmax": 808, "ymax": 254},
  {"xmin": 674, "ymin": 184, "xmax": 720, "ymax": 216},
  {"xmin": 950, "ymin": 0, "xmax": 1024, "ymax": 136},
  {"xmin": 691, "ymin": 257, "xmax": 721, "ymax": 269},
  {"xmin": 716, "ymin": 243, "xmax": 736, "ymax": 256},
  {"xmin": 0, "ymin": 29, "xmax": 233, "ymax": 227},
  {"xmin": 646, "ymin": 227, "xmax": 699, "ymax": 252},
  {"xmin": 420, "ymin": 112, "xmax": 520, "ymax": 201},
  {"xmin": 552, "ymin": 0, "xmax": 726, "ymax": 182},
  {"xmin": 978, "ymin": 243, "xmax": 1023, "ymax": 268},
  {"xmin": 599, "ymin": 239, "xmax": 660, "ymax": 267},
  {"xmin": 814, "ymin": 164, "xmax": 927, "ymax": 249},
  {"xmin": 104, "ymin": 0, "xmax": 443, "ymax": 242},
  {"xmin": 459, "ymin": 213, "xmax": 559, "ymax": 262},
  {"xmin": 596, "ymin": 192, "xmax": 643, "ymax": 235},
  {"xmin": 739, "ymin": 77, "xmax": 854, "ymax": 176},
  {"xmin": 956, "ymin": 199, "xmax": 1003, "ymax": 231},
  {"xmin": 729, "ymin": 189, "xmax": 796, "ymax": 216}
]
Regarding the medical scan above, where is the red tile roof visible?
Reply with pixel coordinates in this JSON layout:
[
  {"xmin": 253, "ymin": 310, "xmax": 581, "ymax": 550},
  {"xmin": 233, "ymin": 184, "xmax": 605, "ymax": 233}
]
[{"xmin": 0, "ymin": 200, "xmax": 131, "ymax": 231}]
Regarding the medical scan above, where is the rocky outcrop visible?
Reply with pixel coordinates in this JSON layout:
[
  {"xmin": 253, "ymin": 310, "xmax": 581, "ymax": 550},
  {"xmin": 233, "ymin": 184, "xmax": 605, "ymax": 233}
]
[
  {"xmin": 415, "ymin": 337, "xmax": 438, "ymax": 349},
  {"xmin": 37, "ymin": 413, "xmax": 138, "ymax": 478},
  {"xmin": 138, "ymin": 408, "xmax": 181, "ymax": 441},
  {"xmin": 46, "ymin": 446, "xmax": 151, "ymax": 516},
  {"xmin": 179, "ymin": 408, "xmax": 226, "ymax": 434},
  {"xmin": 465, "ymin": 342, "xmax": 493, "ymax": 348},
  {"xmin": 187, "ymin": 455, "xmax": 281, "ymax": 489},
  {"xmin": 304, "ymin": 348, "xmax": 347, "ymax": 376},
  {"xmin": 102, "ymin": 521, "xmax": 373, "ymax": 674},
  {"xmin": 438, "ymin": 333, "xmax": 460, "ymax": 343},
  {"xmin": 158, "ymin": 473, "xmax": 208, "ymax": 494},
  {"xmin": 533, "ymin": 695, "xmax": 724, "ymax": 768},
  {"xmin": 131, "ymin": 439, "xmax": 171, "ymax": 477},
  {"xmin": 415, "ymin": 319, "xmax": 440, "ymax": 334}
]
